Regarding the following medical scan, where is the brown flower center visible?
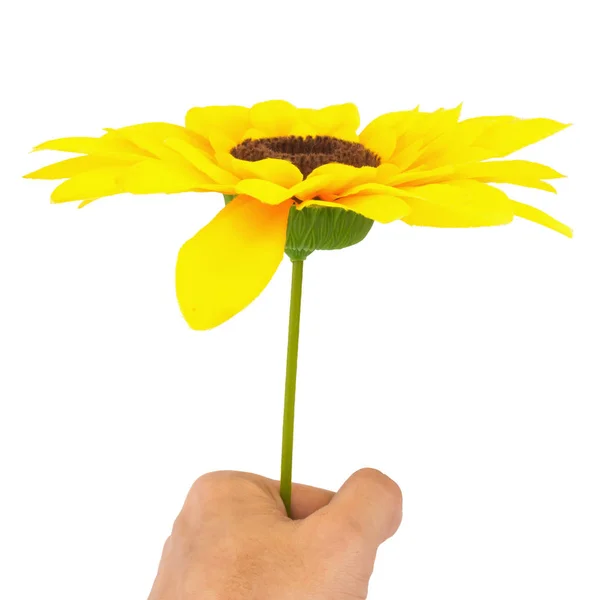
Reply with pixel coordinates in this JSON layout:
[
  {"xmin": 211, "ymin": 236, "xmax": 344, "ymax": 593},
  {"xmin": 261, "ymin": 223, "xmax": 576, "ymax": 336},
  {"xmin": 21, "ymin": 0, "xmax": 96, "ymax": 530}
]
[{"xmin": 230, "ymin": 135, "xmax": 381, "ymax": 178}]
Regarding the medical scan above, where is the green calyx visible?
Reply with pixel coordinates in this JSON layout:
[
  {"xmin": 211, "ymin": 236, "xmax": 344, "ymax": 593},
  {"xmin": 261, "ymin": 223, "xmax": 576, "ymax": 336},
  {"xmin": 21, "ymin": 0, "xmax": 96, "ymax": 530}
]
[
  {"xmin": 284, "ymin": 205, "xmax": 373, "ymax": 261},
  {"xmin": 223, "ymin": 195, "xmax": 373, "ymax": 262}
]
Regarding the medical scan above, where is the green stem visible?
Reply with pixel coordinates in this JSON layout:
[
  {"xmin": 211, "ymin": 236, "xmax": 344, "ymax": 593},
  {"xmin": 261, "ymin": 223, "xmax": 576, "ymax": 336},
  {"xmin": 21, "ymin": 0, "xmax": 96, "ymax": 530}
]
[{"xmin": 280, "ymin": 259, "xmax": 304, "ymax": 517}]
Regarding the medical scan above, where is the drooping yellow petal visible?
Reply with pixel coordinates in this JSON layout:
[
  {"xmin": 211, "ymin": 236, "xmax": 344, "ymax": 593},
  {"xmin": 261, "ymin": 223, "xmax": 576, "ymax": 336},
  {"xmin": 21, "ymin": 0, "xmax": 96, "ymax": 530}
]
[
  {"xmin": 24, "ymin": 155, "xmax": 140, "ymax": 180},
  {"xmin": 122, "ymin": 159, "xmax": 213, "ymax": 194},
  {"xmin": 401, "ymin": 180, "xmax": 514, "ymax": 228},
  {"xmin": 250, "ymin": 100, "xmax": 299, "ymax": 136},
  {"xmin": 297, "ymin": 194, "xmax": 410, "ymax": 224},
  {"xmin": 304, "ymin": 164, "xmax": 379, "ymax": 198},
  {"xmin": 165, "ymin": 138, "xmax": 239, "ymax": 184},
  {"xmin": 229, "ymin": 157, "xmax": 303, "ymax": 188},
  {"xmin": 452, "ymin": 160, "xmax": 564, "ymax": 192},
  {"xmin": 51, "ymin": 167, "xmax": 127, "ymax": 203},
  {"xmin": 185, "ymin": 106, "xmax": 250, "ymax": 146},
  {"xmin": 234, "ymin": 179, "xmax": 293, "ymax": 205},
  {"xmin": 289, "ymin": 175, "xmax": 337, "ymax": 201},
  {"xmin": 295, "ymin": 199, "xmax": 349, "ymax": 211},
  {"xmin": 176, "ymin": 195, "xmax": 291, "ymax": 330},
  {"xmin": 335, "ymin": 194, "xmax": 411, "ymax": 223},
  {"xmin": 511, "ymin": 200, "xmax": 572, "ymax": 237},
  {"xmin": 338, "ymin": 182, "xmax": 414, "ymax": 199}
]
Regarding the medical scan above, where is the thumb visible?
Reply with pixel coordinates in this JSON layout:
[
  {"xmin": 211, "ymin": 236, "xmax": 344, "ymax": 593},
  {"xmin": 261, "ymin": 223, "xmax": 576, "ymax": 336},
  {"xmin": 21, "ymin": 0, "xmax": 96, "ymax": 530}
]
[{"xmin": 318, "ymin": 468, "xmax": 403, "ymax": 548}]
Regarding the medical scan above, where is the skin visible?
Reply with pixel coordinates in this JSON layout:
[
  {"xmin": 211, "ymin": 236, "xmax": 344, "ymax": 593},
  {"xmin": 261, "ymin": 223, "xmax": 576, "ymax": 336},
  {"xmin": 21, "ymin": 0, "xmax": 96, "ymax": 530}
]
[{"xmin": 148, "ymin": 468, "xmax": 403, "ymax": 600}]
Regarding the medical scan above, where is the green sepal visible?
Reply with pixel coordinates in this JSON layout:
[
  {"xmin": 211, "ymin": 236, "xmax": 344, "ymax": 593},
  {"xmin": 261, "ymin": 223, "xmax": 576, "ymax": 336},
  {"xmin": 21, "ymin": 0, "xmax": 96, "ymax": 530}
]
[
  {"xmin": 285, "ymin": 205, "xmax": 373, "ymax": 261},
  {"xmin": 222, "ymin": 194, "xmax": 374, "ymax": 262},
  {"xmin": 223, "ymin": 194, "xmax": 236, "ymax": 205}
]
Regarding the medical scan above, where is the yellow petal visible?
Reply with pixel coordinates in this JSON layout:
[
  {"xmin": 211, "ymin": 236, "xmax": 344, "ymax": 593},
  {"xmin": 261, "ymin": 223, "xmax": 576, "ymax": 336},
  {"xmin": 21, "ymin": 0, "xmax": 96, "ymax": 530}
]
[
  {"xmin": 335, "ymin": 194, "xmax": 411, "ymax": 223},
  {"xmin": 299, "ymin": 103, "xmax": 360, "ymax": 138},
  {"xmin": 250, "ymin": 100, "xmax": 299, "ymax": 136},
  {"xmin": 235, "ymin": 179, "xmax": 293, "ymax": 205},
  {"xmin": 110, "ymin": 124, "xmax": 193, "ymax": 164},
  {"xmin": 402, "ymin": 180, "xmax": 514, "ymax": 228},
  {"xmin": 122, "ymin": 159, "xmax": 212, "ymax": 194},
  {"xmin": 24, "ymin": 155, "xmax": 140, "ymax": 180},
  {"xmin": 375, "ymin": 163, "xmax": 403, "ymax": 183},
  {"xmin": 423, "ymin": 104, "xmax": 463, "ymax": 139},
  {"xmin": 304, "ymin": 164, "xmax": 379, "ymax": 197},
  {"xmin": 230, "ymin": 157, "xmax": 303, "ymax": 188},
  {"xmin": 239, "ymin": 128, "xmax": 268, "ymax": 141},
  {"xmin": 452, "ymin": 160, "xmax": 564, "ymax": 192},
  {"xmin": 289, "ymin": 121, "xmax": 318, "ymax": 137},
  {"xmin": 511, "ymin": 200, "xmax": 572, "ymax": 237},
  {"xmin": 359, "ymin": 113, "xmax": 399, "ymax": 161},
  {"xmin": 208, "ymin": 129, "xmax": 238, "ymax": 154},
  {"xmin": 33, "ymin": 137, "xmax": 103, "ymax": 154},
  {"xmin": 185, "ymin": 106, "xmax": 250, "ymax": 145},
  {"xmin": 388, "ymin": 165, "xmax": 456, "ymax": 187},
  {"xmin": 469, "ymin": 116, "xmax": 569, "ymax": 158},
  {"xmin": 165, "ymin": 138, "xmax": 238, "ymax": 184},
  {"xmin": 360, "ymin": 109, "xmax": 421, "ymax": 161},
  {"xmin": 176, "ymin": 196, "xmax": 291, "ymax": 330},
  {"xmin": 328, "ymin": 127, "xmax": 360, "ymax": 142},
  {"xmin": 338, "ymin": 182, "xmax": 413, "ymax": 198},
  {"xmin": 400, "ymin": 105, "xmax": 463, "ymax": 149},
  {"xmin": 51, "ymin": 167, "xmax": 126, "ymax": 203},
  {"xmin": 388, "ymin": 140, "xmax": 425, "ymax": 172},
  {"xmin": 116, "ymin": 122, "xmax": 198, "ymax": 143},
  {"xmin": 33, "ymin": 130, "xmax": 151, "ymax": 156},
  {"xmin": 289, "ymin": 175, "xmax": 336, "ymax": 201},
  {"xmin": 407, "ymin": 117, "xmax": 486, "ymax": 168},
  {"xmin": 192, "ymin": 183, "xmax": 238, "ymax": 193},
  {"xmin": 386, "ymin": 105, "xmax": 464, "ymax": 170},
  {"xmin": 298, "ymin": 194, "xmax": 410, "ymax": 224},
  {"xmin": 323, "ymin": 103, "xmax": 360, "ymax": 129},
  {"xmin": 295, "ymin": 199, "xmax": 348, "ymax": 211}
]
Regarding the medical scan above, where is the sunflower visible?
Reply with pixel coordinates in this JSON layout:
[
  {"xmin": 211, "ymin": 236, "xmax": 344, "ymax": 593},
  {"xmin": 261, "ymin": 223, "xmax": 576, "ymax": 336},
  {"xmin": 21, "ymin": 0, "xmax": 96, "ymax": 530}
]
[{"xmin": 26, "ymin": 100, "xmax": 571, "ymax": 331}]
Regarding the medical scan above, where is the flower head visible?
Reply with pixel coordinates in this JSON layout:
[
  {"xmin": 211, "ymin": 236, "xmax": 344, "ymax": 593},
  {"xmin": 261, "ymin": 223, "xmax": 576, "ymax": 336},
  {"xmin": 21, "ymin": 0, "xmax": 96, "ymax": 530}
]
[{"xmin": 26, "ymin": 101, "xmax": 571, "ymax": 330}]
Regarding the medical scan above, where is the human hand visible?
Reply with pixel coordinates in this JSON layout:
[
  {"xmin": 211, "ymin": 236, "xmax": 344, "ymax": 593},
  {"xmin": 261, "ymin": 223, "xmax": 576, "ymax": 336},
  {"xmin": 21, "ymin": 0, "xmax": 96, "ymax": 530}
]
[{"xmin": 148, "ymin": 468, "xmax": 402, "ymax": 600}]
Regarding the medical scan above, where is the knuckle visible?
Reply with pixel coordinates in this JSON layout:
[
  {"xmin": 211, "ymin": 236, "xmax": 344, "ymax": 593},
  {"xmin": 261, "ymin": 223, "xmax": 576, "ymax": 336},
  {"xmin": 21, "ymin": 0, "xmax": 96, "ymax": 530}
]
[{"xmin": 189, "ymin": 470, "xmax": 234, "ymax": 500}]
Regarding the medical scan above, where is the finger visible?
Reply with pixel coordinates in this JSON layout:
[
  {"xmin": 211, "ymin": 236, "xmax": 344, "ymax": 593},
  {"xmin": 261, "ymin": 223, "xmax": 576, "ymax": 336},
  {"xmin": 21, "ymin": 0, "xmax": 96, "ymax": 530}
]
[
  {"xmin": 315, "ymin": 468, "xmax": 403, "ymax": 548},
  {"xmin": 288, "ymin": 482, "xmax": 335, "ymax": 519}
]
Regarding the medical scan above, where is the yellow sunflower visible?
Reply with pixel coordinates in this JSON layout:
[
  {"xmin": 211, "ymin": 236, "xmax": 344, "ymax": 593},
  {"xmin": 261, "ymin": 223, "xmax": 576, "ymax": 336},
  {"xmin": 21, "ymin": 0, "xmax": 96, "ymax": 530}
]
[{"xmin": 25, "ymin": 100, "xmax": 571, "ymax": 330}]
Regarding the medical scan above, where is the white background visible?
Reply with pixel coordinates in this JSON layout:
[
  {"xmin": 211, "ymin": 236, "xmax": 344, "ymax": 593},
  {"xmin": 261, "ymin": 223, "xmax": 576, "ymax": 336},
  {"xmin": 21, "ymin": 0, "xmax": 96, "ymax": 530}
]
[{"xmin": 1, "ymin": 0, "xmax": 599, "ymax": 598}]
